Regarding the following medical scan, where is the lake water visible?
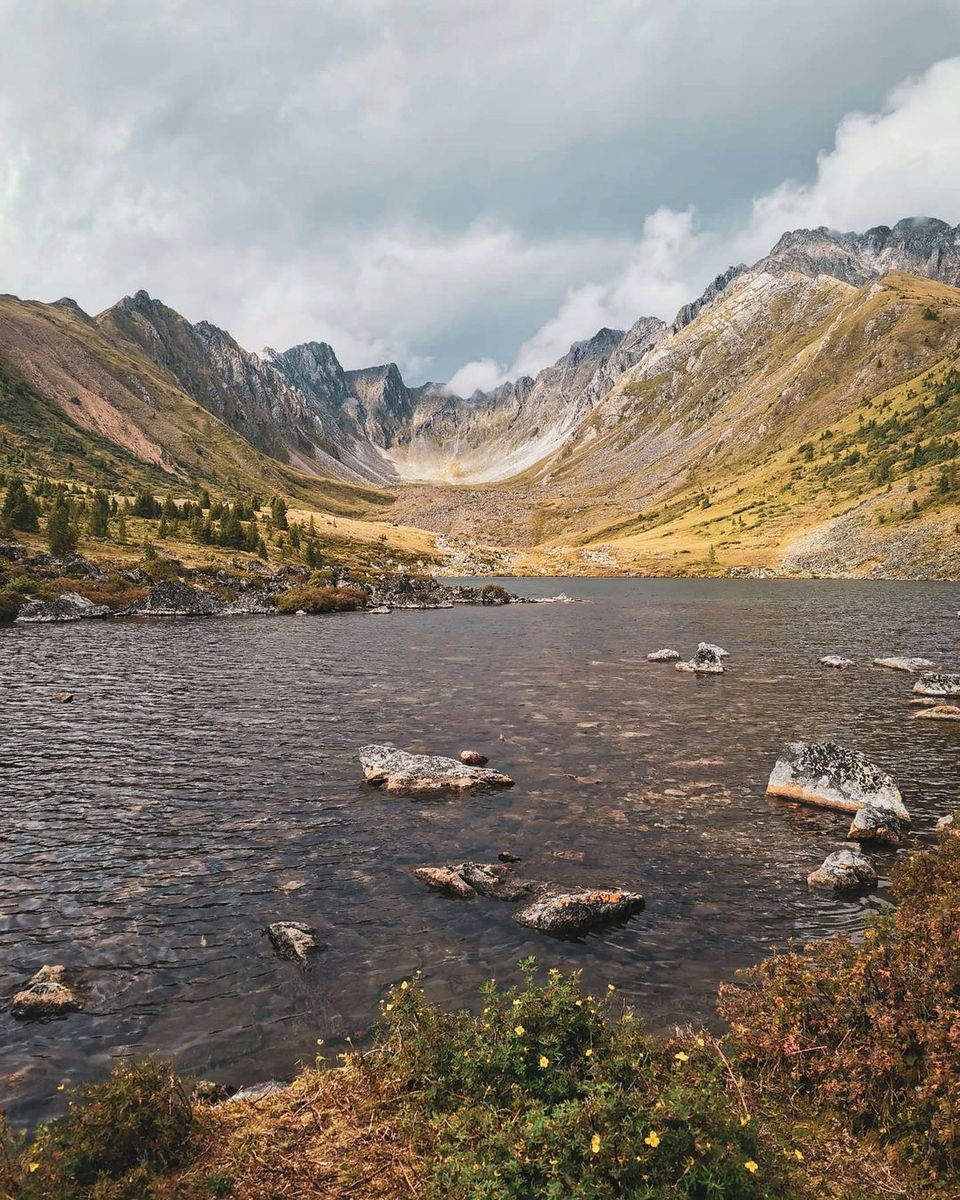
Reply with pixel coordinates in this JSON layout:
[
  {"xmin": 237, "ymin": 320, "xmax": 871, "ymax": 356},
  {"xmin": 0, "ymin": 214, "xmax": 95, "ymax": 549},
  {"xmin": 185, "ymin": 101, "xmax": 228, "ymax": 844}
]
[{"xmin": 2, "ymin": 577, "xmax": 958, "ymax": 1126}]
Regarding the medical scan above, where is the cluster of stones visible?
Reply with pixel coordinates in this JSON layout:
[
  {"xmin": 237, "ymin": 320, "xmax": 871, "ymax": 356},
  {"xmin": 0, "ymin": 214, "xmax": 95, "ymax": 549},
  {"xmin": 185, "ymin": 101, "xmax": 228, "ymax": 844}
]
[{"xmin": 646, "ymin": 642, "xmax": 728, "ymax": 673}]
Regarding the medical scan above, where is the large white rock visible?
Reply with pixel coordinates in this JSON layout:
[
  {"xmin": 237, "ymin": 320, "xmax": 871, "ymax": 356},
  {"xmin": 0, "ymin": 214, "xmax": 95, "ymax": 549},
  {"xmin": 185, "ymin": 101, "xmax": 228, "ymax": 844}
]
[
  {"xmin": 16, "ymin": 592, "xmax": 111, "ymax": 623},
  {"xmin": 820, "ymin": 655, "xmax": 854, "ymax": 669},
  {"xmin": 647, "ymin": 648, "xmax": 680, "ymax": 662},
  {"xmin": 874, "ymin": 657, "xmax": 934, "ymax": 673},
  {"xmin": 766, "ymin": 741, "xmax": 909, "ymax": 821},
  {"xmin": 913, "ymin": 673, "xmax": 960, "ymax": 697},
  {"xmin": 359, "ymin": 744, "xmax": 514, "ymax": 795}
]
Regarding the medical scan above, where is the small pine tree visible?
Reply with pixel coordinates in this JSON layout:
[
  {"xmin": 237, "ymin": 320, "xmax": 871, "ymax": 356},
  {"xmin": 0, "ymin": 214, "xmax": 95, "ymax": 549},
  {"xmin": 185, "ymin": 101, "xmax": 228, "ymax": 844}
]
[
  {"xmin": 270, "ymin": 496, "xmax": 288, "ymax": 530},
  {"xmin": 88, "ymin": 490, "xmax": 110, "ymax": 538},
  {"xmin": 1, "ymin": 475, "xmax": 41, "ymax": 533},
  {"xmin": 47, "ymin": 498, "xmax": 79, "ymax": 558},
  {"xmin": 116, "ymin": 513, "xmax": 128, "ymax": 544}
]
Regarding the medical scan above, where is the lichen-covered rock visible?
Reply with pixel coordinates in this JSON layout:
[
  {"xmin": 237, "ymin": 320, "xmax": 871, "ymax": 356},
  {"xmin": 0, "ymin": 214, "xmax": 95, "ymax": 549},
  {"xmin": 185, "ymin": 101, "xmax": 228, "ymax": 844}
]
[
  {"xmin": 847, "ymin": 804, "xmax": 902, "ymax": 846},
  {"xmin": 359, "ymin": 744, "xmax": 514, "ymax": 794},
  {"xmin": 221, "ymin": 591, "xmax": 276, "ymax": 615},
  {"xmin": 415, "ymin": 862, "xmax": 539, "ymax": 902},
  {"xmin": 514, "ymin": 889, "xmax": 645, "ymax": 935},
  {"xmin": 766, "ymin": 741, "xmax": 909, "ymax": 821},
  {"xmin": 11, "ymin": 965, "xmax": 83, "ymax": 1019},
  {"xmin": 698, "ymin": 642, "xmax": 729, "ymax": 659},
  {"xmin": 820, "ymin": 655, "xmax": 854, "ymax": 669},
  {"xmin": 676, "ymin": 644, "xmax": 725, "ymax": 674},
  {"xmin": 913, "ymin": 704, "xmax": 960, "ymax": 721},
  {"xmin": 873, "ymin": 656, "xmax": 935, "ymax": 672},
  {"xmin": 16, "ymin": 592, "xmax": 112, "ymax": 623},
  {"xmin": 807, "ymin": 848, "xmax": 878, "ymax": 894},
  {"xmin": 913, "ymin": 673, "xmax": 960, "ymax": 697},
  {"xmin": 128, "ymin": 580, "xmax": 224, "ymax": 617},
  {"xmin": 647, "ymin": 648, "xmax": 680, "ymax": 662},
  {"xmin": 265, "ymin": 921, "xmax": 322, "ymax": 965},
  {"xmin": 459, "ymin": 750, "xmax": 489, "ymax": 765}
]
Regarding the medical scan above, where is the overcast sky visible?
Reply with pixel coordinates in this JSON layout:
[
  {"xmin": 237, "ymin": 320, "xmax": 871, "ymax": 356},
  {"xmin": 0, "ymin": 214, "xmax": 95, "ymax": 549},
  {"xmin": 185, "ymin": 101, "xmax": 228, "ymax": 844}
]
[{"xmin": 2, "ymin": 1, "xmax": 960, "ymax": 390}]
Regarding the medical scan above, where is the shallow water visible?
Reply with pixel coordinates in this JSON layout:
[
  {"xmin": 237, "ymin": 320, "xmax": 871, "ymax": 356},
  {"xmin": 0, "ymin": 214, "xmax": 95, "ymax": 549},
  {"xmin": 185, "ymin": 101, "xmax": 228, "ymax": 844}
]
[{"xmin": 1, "ymin": 577, "xmax": 958, "ymax": 1125}]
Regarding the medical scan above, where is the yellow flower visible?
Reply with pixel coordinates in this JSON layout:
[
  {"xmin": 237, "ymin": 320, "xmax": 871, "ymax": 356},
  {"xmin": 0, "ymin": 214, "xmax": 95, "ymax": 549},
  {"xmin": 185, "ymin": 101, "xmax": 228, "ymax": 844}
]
[
  {"xmin": 607, "ymin": 983, "xmax": 615, "ymax": 991},
  {"xmin": 794, "ymin": 1149, "xmax": 804, "ymax": 1162},
  {"xmin": 513, "ymin": 998, "xmax": 521, "ymax": 1006},
  {"xmin": 514, "ymin": 1024, "xmax": 525, "ymax": 1036},
  {"xmin": 590, "ymin": 1134, "xmax": 601, "ymax": 1154},
  {"xmin": 644, "ymin": 1131, "xmax": 660, "ymax": 1148},
  {"xmin": 745, "ymin": 1160, "xmax": 759, "ymax": 1174},
  {"xmin": 400, "ymin": 981, "xmax": 409, "ymax": 991},
  {"xmin": 56, "ymin": 1083, "xmax": 65, "ymax": 1091},
  {"xmin": 575, "ymin": 999, "xmax": 582, "ymax": 1007},
  {"xmin": 385, "ymin": 1004, "xmax": 393, "ymax": 1011},
  {"xmin": 696, "ymin": 1037, "xmax": 705, "ymax": 1047},
  {"xmin": 674, "ymin": 1051, "xmax": 689, "ymax": 1063},
  {"xmin": 28, "ymin": 1163, "xmax": 39, "ymax": 1173},
  {"xmin": 740, "ymin": 1114, "xmax": 751, "ymax": 1126},
  {"xmin": 585, "ymin": 1048, "xmax": 593, "ymax": 1057},
  {"xmin": 623, "ymin": 1011, "xmax": 633, "ymax": 1022},
  {"xmin": 539, "ymin": 1056, "xmax": 549, "ymax": 1068}
]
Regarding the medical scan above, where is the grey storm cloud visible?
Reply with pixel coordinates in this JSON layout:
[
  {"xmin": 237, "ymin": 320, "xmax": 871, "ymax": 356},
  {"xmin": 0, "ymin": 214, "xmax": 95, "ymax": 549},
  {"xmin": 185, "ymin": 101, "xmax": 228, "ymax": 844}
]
[{"xmin": 2, "ymin": 0, "xmax": 960, "ymax": 388}]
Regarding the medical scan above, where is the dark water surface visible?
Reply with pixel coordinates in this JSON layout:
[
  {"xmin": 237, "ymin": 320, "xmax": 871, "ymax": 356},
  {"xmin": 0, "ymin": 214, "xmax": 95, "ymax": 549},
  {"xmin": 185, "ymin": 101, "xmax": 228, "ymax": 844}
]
[{"xmin": 2, "ymin": 577, "xmax": 958, "ymax": 1125}]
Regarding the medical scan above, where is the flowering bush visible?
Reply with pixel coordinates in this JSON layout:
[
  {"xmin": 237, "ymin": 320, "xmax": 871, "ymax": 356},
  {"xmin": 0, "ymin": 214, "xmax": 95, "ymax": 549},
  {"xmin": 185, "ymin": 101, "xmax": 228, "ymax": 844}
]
[{"xmin": 367, "ymin": 960, "xmax": 800, "ymax": 1199}]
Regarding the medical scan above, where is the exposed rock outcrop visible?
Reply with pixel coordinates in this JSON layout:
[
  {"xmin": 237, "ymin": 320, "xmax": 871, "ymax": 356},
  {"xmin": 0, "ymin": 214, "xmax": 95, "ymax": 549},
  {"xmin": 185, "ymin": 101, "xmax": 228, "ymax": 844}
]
[
  {"xmin": 847, "ymin": 805, "xmax": 903, "ymax": 846},
  {"xmin": 459, "ymin": 750, "xmax": 489, "ymax": 765},
  {"xmin": 647, "ymin": 648, "xmax": 680, "ymax": 662},
  {"xmin": 676, "ymin": 644, "xmax": 725, "ymax": 674},
  {"xmin": 766, "ymin": 741, "xmax": 909, "ymax": 821},
  {"xmin": 265, "ymin": 922, "xmax": 323, "ymax": 966},
  {"xmin": 514, "ymin": 889, "xmax": 645, "ymax": 936},
  {"xmin": 807, "ymin": 848, "xmax": 878, "ymax": 894},
  {"xmin": 913, "ymin": 673, "xmax": 960, "ymax": 697},
  {"xmin": 128, "ymin": 579, "xmax": 225, "ymax": 617},
  {"xmin": 820, "ymin": 655, "xmax": 854, "ymax": 669},
  {"xmin": 359, "ymin": 744, "xmax": 514, "ymax": 795},
  {"xmin": 16, "ymin": 592, "xmax": 112, "ymax": 623},
  {"xmin": 11, "ymin": 965, "xmax": 83, "ymax": 1019},
  {"xmin": 874, "ymin": 656, "xmax": 934, "ymax": 672},
  {"xmin": 414, "ymin": 862, "xmax": 539, "ymax": 902},
  {"xmin": 914, "ymin": 704, "xmax": 960, "ymax": 721}
]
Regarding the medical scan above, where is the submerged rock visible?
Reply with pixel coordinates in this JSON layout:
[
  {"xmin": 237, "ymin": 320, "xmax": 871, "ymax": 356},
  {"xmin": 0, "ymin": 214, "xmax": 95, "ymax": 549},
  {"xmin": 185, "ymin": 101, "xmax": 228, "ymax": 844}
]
[
  {"xmin": 459, "ymin": 750, "xmax": 489, "ymax": 765},
  {"xmin": 514, "ymin": 889, "xmax": 645, "ymax": 936},
  {"xmin": 16, "ymin": 592, "xmax": 112, "ymax": 623},
  {"xmin": 11, "ymin": 965, "xmax": 83, "ymax": 1019},
  {"xmin": 128, "ymin": 580, "xmax": 224, "ymax": 618},
  {"xmin": 647, "ymin": 648, "xmax": 681, "ymax": 662},
  {"xmin": 359, "ymin": 744, "xmax": 514, "ymax": 795},
  {"xmin": 807, "ymin": 848, "xmax": 878, "ymax": 894},
  {"xmin": 874, "ymin": 656, "xmax": 934, "ymax": 673},
  {"xmin": 265, "ymin": 921, "xmax": 323, "ymax": 966},
  {"xmin": 415, "ymin": 862, "xmax": 539, "ymax": 902},
  {"xmin": 676, "ymin": 644, "xmax": 725, "ymax": 674},
  {"xmin": 847, "ymin": 804, "xmax": 902, "ymax": 846},
  {"xmin": 820, "ymin": 655, "xmax": 854, "ymax": 669},
  {"xmin": 914, "ymin": 704, "xmax": 960, "ymax": 721},
  {"xmin": 54, "ymin": 691, "xmax": 74, "ymax": 703},
  {"xmin": 913, "ymin": 673, "xmax": 960, "ymax": 697},
  {"xmin": 766, "ymin": 741, "xmax": 909, "ymax": 821}
]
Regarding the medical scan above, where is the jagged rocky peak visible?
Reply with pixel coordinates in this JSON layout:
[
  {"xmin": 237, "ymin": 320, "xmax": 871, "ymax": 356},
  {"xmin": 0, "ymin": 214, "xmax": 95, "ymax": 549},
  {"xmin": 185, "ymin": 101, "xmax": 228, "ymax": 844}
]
[
  {"xmin": 266, "ymin": 341, "xmax": 352, "ymax": 410},
  {"xmin": 343, "ymin": 362, "xmax": 417, "ymax": 447},
  {"xmin": 672, "ymin": 265, "xmax": 748, "ymax": 332},
  {"xmin": 51, "ymin": 297, "xmax": 96, "ymax": 325},
  {"xmin": 558, "ymin": 327, "xmax": 626, "ymax": 369}
]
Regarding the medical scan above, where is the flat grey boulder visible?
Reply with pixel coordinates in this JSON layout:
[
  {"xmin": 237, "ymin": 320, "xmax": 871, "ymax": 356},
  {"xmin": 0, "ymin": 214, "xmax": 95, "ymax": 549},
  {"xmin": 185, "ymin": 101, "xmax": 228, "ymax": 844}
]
[
  {"xmin": 11, "ymin": 965, "xmax": 83, "ymax": 1019},
  {"xmin": 766, "ymin": 741, "xmax": 909, "ymax": 821},
  {"xmin": 265, "ymin": 921, "xmax": 323, "ymax": 966},
  {"xmin": 847, "ymin": 804, "xmax": 902, "ymax": 846},
  {"xmin": 16, "ymin": 591, "xmax": 111, "ymax": 623},
  {"xmin": 128, "ymin": 579, "xmax": 224, "ymax": 617},
  {"xmin": 647, "ymin": 648, "xmax": 681, "ymax": 662},
  {"xmin": 222, "ymin": 1080, "xmax": 287, "ymax": 1105},
  {"xmin": 514, "ymin": 889, "xmax": 645, "ymax": 935},
  {"xmin": 820, "ymin": 655, "xmax": 854, "ymax": 669},
  {"xmin": 359, "ymin": 744, "xmax": 514, "ymax": 795},
  {"xmin": 676, "ymin": 644, "xmax": 724, "ymax": 674},
  {"xmin": 807, "ymin": 848, "xmax": 878, "ymax": 894},
  {"xmin": 415, "ymin": 861, "xmax": 539, "ymax": 902},
  {"xmin": 913, "ymin": 673, "xmax": 960, "ymax": 697},
  {"xmin": 874, "ymin": 656, "xmax": 934, "ymax": 673},
  {"xmin": 914, "ymin": 704, "xmax": 960, "ymax": 721},
  {"xmin": 221, "ymin": 591, "xmax": 276, "ymax": 616}
]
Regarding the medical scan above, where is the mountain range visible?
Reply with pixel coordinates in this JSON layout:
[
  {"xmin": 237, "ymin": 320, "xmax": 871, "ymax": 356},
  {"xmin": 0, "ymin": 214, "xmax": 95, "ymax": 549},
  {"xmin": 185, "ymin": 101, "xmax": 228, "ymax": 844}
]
[{"xmin": 2, "ymin": 216, "xmax": 960, "ymax": 577}]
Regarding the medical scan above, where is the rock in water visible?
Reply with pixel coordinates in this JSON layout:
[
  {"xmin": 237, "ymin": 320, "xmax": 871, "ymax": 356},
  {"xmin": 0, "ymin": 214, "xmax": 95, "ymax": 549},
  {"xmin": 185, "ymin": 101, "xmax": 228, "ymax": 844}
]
[
  {"xmin": 514, "ymin": 889, "xmax": 645, "ymax": 935},
  {"xmin": 676, "ymin": 644, "xmax": 725, "ymax": 674},
  {"xmin": 16, "ymin": 592, "xmax": 112, "ymax": 623},
  {"xmin": 11, "ymin": 965, "xmax": 83, "ymax": 1019},
  {"xmin": 807, "ymin": 849, "xmax": 878, "ymax": 894},
  {"xmin": 54, "ymin": 691, "xmax": 74, "ymax": 703},
  {"xmin": 820, "ymin": 655, "xmax": 854, "ymax": 669},
  {"xmin": 359, "ymin": 744, "xmax": 514, "ymax": 795},
  {"xmin": 766, "ymin": 741, "xmax": 909, "ymax": 821},
  {"xmin": 847, "ymin": 804, "xmax": 902, "ymax": 846},
  {"xmin": 415, "ymin": 862, "xmax": 538, "ymax": 902},
  {"xmin": 129, "ymin": 580, "xmax": 225, "ymax": 617},
  {"xmin": 914, "ymin": 705, "xmax": 960, "ymax": 721},
  {"xmin": 647, "ymin": 648, "xmax": 680, "ymax": 662},
  {"xmin": 265, "ymin": 921, "xmax": 322, "ymax": 965},
  {"xmin": 873, "ymin": 656, "xmax": 934, "ymax": 672},
  {"xmin": 459, "ymin": 750, "xmax": 489, "ymax": 765},
  {"xmin": 913, "ymin": 673, "xmax": 960, "ymax": 697},
  {"xmin": 936, "ymin": 814, "xmax": 955, "ymax": 832},
  {"xmin": 698, "ymin": 642, "xmax": 729, "ymax": 659}
]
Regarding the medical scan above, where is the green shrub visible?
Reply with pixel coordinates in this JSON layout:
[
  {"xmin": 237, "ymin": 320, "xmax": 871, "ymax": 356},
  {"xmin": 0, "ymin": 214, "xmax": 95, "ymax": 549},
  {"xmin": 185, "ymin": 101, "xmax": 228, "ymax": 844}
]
[
  {"xmin": 480, "ymin": 583, "xmax": 510, "ymax": 604},
  {"xmin": 366, "ymin": 962, "xmax": 801, "ymax": 1199},
  {"xmin": 276, "ymin": 585, "xmax": 367, "ymax": 614},
  {"xmin": 719, "ymin": 827, "xmax": 960, "ymax": 1172},
  {"xmin": 21, "ymin": 1057, "xmax": 196, "ymax": 1198},
  {"xmin": 0, "ymin": 589, "xmax": 21, "ymax": 621}
]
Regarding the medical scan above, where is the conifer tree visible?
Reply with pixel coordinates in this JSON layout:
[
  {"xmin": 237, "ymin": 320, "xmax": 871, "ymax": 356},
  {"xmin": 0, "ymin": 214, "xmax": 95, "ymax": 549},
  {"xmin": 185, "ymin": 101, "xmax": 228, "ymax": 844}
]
[{"xmin": 47, "ymin": 498, "xmax": 79, "ymax": 558}]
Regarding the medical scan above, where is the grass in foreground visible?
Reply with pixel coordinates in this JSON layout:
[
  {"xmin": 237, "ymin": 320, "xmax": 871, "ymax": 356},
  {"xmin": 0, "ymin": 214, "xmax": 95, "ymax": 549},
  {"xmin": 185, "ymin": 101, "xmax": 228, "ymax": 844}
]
[{"xmin": 2, "ymin": 827, "xmax": 957, "ymax": 1199}]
